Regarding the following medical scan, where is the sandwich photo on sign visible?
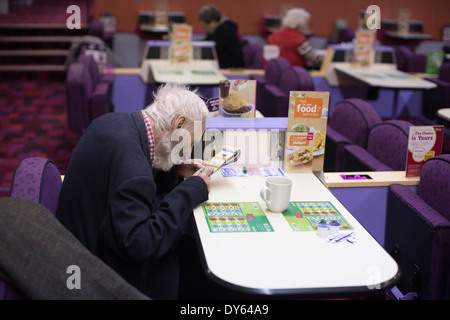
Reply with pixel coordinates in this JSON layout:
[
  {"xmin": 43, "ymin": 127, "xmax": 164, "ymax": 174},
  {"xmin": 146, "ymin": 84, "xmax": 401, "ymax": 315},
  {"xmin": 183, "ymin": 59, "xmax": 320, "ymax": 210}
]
[{"xmin": 219, "ymin": 80, "xmax": 256, "ymax": 117}]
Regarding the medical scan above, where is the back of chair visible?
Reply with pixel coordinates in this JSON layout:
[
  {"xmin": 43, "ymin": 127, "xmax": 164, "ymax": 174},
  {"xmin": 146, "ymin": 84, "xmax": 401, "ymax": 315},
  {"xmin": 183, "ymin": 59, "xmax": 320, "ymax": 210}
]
[
  {"xmin": 278, "ymin": 66, "xmax": 314, "ymax": 95},
  {"xmin": 395, "ymin": 46, "xmax": 414, "ymax": 72},
  {"xmin": 265, "ymin": 56, "xmax": 290, "ymax": 86},
  {"xmin": 10, "ymin": 157, "xmax": 62, "ymax": 215},
  {"xmin": 439, "ymin": 61, "xmax": 450, "ymax": 83},
  {"xmin": 329, "ymin": 98, "xmax": 383, "ymax": 148},
  {"xmin": 418, "ymin": 154, "xmax": 450, "ymax": 221},
  {"xmin": 66, "ymin": 62, "xmax": 93, "ymax": 134},
  {"xmin": 407, "ymin": 54, "xmax": 427, "ymax": 73},
  {"xmin": 367, "ymin": 120, "xmax": 412, "ymax": 170}
]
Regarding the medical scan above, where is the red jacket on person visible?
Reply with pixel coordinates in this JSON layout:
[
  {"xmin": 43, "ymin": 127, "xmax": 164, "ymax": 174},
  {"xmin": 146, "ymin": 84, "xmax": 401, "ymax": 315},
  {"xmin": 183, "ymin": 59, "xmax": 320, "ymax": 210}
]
[{"xmin": 267, "ymin": 27, "xmax": 308, "ymax": 67}]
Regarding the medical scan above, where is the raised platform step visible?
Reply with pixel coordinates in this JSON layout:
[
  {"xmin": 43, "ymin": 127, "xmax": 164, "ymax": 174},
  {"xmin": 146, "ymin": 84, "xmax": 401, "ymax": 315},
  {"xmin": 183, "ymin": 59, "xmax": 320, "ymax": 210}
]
[
  {"xmin": 0, "ymin": 64, "xmax": 66, "ymax": 72},
  {"xmin": 0, "ymin": 35, "xmax": 83, "ymax": 42},
  {"xmin": 0, "ymin": 49, "xmax": 69, "ymax": 56},
  {"xmin": 0, "ymin": 23, "xmax": 88, "ymax": 29}
]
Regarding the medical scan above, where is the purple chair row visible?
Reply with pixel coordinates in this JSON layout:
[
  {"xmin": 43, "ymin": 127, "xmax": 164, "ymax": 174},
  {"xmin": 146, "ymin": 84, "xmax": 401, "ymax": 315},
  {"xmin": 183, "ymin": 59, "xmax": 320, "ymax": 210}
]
[
  {"xmin": 395, "ymin": 45, "xmax": 427, "ymax": 73},
  {"xmin": 385, "ymin": 154, "xmax": 450, "ymax": 299},
  {"xmin": 251, "ymin": 57, "xmax": 315, "ymax": 117},
  {"xmin": 324, "ymin": 98, "xmax": 415, "ymax": 172},
  {"xmin": 66, "ymin": 53, "xmax": 114, "ymax": 137}
]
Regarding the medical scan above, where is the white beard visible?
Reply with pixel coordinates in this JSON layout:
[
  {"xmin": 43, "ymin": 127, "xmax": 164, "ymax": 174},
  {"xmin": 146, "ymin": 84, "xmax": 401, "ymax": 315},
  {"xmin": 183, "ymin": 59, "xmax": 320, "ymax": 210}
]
[{"xmin": 152, "ymin": 131, "xmax": 174, "ymax": 172}]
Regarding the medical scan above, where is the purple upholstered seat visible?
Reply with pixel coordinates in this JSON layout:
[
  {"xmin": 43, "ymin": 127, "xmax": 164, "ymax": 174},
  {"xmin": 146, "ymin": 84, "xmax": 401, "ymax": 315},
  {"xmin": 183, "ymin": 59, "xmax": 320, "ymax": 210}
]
[
  {"xmin": 251, "ymin": 56, "xmax": 290, "ymax": 112},
  {"xmin": 66, "ymin": 62, "xmax": 109, "ymax": 136},
  {"xmin": 242, "ymin": 42, "xmax": 264, "ymax": 69},
  {"xmin": 407, "ymin": 54, "xmax": 427, "ymax": 73},
  {"xmin": 395, "ymin": 46, "xmax": 414, "ymax": 72},
  {"xmin": 343, "ymin": 120, "xmax": 412, "ymax": 171},
  {"xmin": 262, "ymin": 66, "xmax": 315, "ymax": 117},
  {"xmin": 337, "ymin": 28, "xmax": 355, "ymax": 43},
  {"xmin": 385, "ymin": 154, "xmax": 450, "ymax": 299},
  {"xmin": 78, "ymin": 53, "xmax": 114, "ymax": 112},
  {"xmin": 324, "ymin": 98, "xmax": 382, "ymax": 172},
  {"xmin": 3, "ymin": 157, "xmax": 63, "ymax": 299},
  {"xmin": 9, "ymin": 157, "xmax": 62, "ymax": 215},
  {"xmin": 422, "ymin": 61, "xmax": 450, "ymax": 118}
]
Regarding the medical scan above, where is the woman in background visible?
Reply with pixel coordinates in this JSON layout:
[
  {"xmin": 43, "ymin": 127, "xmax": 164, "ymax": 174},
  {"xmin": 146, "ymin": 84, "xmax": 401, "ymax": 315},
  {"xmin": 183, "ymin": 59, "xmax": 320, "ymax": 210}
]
[{"xmin": 267, "ymin": 8, "xmax": 322, "ymax": 68}]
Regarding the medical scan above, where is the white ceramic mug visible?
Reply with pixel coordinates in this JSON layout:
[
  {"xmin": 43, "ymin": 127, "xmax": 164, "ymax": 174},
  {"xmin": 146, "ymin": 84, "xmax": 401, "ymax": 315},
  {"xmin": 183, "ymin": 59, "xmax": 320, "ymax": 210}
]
[{"xmin": 260, "ymin": 176, "xmax": 293, "ymax": 212}]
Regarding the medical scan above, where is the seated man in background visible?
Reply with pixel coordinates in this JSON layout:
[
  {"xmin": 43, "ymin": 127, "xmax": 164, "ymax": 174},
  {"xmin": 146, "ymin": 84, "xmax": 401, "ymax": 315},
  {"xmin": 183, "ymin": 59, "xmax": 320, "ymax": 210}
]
[
  {"xmin": 267, "ymin": 8, "xmax": 322, "ymax": 68},
  {"xmin": 56, "ymin": 83, "xmax": 212, "ymax": 300},
  {"xmin": 198, "ymin": 4, "xmax": 245, "ymax": 69}
]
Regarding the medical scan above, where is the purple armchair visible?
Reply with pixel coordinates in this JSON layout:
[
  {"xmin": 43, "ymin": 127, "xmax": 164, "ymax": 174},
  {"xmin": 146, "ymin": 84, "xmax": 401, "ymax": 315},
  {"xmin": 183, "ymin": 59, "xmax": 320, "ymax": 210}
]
[
  {"xmin": 78, "ymin": 53, "xmax": 114, "ymax": 112},
  {"xmin": 9, "ymin": 157, "xmax": 62, "ymax": 215},
  {"xmin": 342, "ymin": 120, "xmax": 412, "ymax": 171},
  {"xmin": 385, "ymin": 154, "xmax": 450, "ymax": 299},
  {"xmin": 422, "ymin": 62, "xmax": 450, "ymax": 119},
  {"xmin": 66, "ymin": 62, "xmax": 109, "ymax": 136},
  {"xmin": 395, "ymin": 46, "xmax": 414, "ymax": 72},
  {"xmin": 2, "ymin": 157, "xmax": 62, "ymax": 299},
  {"xmin": 242, "ymin": 42, "xmax": 264, "ymax": 69},
  {"xmin": 324, "ymin": 99, "xmax": 382, "ymax": 172},
  {"xmin": 251, "ymin": 56, "xmax": 290, "ymax": 114},
  {"xmin": 262, "ymin": 66, "xmax": 315, "ymax": 117}
]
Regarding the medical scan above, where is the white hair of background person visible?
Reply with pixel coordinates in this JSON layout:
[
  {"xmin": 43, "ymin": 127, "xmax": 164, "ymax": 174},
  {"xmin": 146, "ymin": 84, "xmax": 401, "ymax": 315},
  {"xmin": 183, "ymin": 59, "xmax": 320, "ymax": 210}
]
[
  {"xmin": 144, "ymin": 83, "xmax": 208, "ymax": 133},
  {"xmin": 281, "ymin": 8, "xmax": 311, "ymax": 30}
]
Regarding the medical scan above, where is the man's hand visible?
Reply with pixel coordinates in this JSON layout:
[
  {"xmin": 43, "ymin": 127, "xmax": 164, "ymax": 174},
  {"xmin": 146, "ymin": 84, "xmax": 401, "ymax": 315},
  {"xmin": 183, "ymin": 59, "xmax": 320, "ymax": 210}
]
[
  {"xmin": 193, "ymin": 165, "xmax": 212, "ymax": 192},
  {"xmin": 177, "ymin": 159, "xmax": 207, "ymax": 179}
]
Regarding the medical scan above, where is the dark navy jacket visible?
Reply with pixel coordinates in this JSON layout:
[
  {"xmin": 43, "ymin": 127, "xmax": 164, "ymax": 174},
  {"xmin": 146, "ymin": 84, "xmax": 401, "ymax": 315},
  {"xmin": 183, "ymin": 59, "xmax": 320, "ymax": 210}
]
[{"xmin": 56, "ymin": 111, "xmax": 209, "ymax": 299}]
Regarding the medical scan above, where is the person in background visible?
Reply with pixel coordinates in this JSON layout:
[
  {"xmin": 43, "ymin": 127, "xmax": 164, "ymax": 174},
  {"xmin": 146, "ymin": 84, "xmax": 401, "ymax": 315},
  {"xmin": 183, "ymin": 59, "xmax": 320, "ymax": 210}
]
[
  {"xmin": 56, "ymin": 82, "xmax": 212, "ymax": 300},
  {"xmin": 267, "ymin": 8, "xmax": 322, "ymax": 68},
  {"xmin": 198, "ymin": 4, "xmax": 245, "ymax": 69}
]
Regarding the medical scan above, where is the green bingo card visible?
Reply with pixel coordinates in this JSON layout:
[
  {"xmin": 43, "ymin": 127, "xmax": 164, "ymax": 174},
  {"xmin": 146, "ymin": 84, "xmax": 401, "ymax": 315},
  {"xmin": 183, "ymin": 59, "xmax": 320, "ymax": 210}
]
[
  {"xmin": 202, "ymin": 202, "xmax": 274, "ymax": 233},
  {"xmin": 282, "ymin": 201, "xmax": 353, "ymax": 232}
]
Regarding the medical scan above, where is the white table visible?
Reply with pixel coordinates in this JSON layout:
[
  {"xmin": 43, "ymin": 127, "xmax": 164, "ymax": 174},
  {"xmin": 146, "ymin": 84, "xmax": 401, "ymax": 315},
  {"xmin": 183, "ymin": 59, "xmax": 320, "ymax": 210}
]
[
  {"xmin": 437, "ymin": 108, "xmax": 450, "ymax": 123},
  {"xmin": 192, "ymin": 171, "xmax": 399, "ymax": 297},
  {"xmin": 141, "ymin": 59, "xmax": 226, "ymax": 85},
  {"xmin": 334, "ymin": 63, "xmax": 436, "ymax": 118}
]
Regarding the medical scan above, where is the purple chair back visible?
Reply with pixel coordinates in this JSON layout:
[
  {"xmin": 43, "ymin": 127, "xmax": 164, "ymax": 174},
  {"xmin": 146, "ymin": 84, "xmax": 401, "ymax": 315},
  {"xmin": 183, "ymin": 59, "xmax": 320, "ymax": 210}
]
[
  {"xmin": 439, "ymin": 61, "xmax": 450, "ymax": 83},
  {"xmin": 66, "ymin": 62, "xmax": 93, "ymax": 134},
  {"xmin": 241, "ymin": 42, "xmax": 254, "ymax": 68},
  {"xmin": 395, "ymin": 46, "xmax": 414, "ymax": 72},
  {"xmin": 329, "ymin": 98, "xmax": 383, "ymax": 148},
  {"xmin": 78, "ymin": 54, "xmax": 100, "ymax": 85},
  {"xmin": 408, "ymin": 54, "xmax": 427, "ymax": 73},
  {"xmin": 278, "ymin": 66, "xmax": 314, "ymax": 94},
  {"xmin": 242, "ymin": 42, "xmax": 264, "ymax": 69},
  {"xmin": 366, "ymin": 120, "xmax": 412, "ymax": 170},
  {"xmin": 337, "ymin": 28, "xmax": 355, "ymax": 43},
  {"xmin": 418, "ymin": 154, "xmax": 450, "ymax": 221},
  {"xmin": 251, "ymin": 43, "xmax": 264, "ymax": 69},
  {"xmin": 9, "ymin": 157, "xmax": 62, "ymax": 216},
  {"xmin": 265, "ymin": 57, "xmax": 290, "ymax": 86}
]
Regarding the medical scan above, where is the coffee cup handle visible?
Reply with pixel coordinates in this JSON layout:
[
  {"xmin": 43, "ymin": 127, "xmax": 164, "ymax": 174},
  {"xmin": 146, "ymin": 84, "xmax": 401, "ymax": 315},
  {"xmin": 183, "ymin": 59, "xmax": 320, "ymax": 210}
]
[{"xmin": 260, "ymin": 186, "xmax": 271, "ymax": 207}]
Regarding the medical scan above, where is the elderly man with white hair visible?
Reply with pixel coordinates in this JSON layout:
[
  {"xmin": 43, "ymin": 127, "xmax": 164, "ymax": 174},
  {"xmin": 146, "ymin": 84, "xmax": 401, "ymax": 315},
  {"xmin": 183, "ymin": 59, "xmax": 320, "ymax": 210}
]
[
  {"xmin": 267, "ymin": 8, "xmax": 322, "ymax": 68},
  {"xmin": 56, "ymin": 82, "xmax": 212, "ymax": 300}
]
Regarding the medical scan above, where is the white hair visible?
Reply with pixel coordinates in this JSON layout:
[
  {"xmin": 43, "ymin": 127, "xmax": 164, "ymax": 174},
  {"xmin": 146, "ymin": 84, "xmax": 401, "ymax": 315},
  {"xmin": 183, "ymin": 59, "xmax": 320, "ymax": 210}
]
[
  {"xmin": 144, "ymin": 82, "xmax": 209, "ymax": 133},
  {"xmin": 282, "ymin": 8, "xmax": 310, "ymax": 29}
]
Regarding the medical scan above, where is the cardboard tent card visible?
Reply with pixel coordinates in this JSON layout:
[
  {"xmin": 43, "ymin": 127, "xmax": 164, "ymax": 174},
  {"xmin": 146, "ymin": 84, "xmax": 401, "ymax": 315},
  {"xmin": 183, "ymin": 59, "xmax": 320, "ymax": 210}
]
[
  {"xmin": 285, "ymin": 91, "xmax": 329, "ymax": 172},
  {"xmin": 170, "ymin": 24, "xmax": 192, "ymax": 64},
  {"xmin": 405, "ymin": 126, "xmax": 444, "ymax": 177}
]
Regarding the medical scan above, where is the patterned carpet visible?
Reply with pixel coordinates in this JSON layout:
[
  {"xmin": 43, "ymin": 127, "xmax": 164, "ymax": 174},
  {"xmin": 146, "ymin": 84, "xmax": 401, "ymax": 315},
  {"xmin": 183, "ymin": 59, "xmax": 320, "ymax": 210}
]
[{"xmin": 0, "ymin": 80, "xmax": 78, "ymax": 198}]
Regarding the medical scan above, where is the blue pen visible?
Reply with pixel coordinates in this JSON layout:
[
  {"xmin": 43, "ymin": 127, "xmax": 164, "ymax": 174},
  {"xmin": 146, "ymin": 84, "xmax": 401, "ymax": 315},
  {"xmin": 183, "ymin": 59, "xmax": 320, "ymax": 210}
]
[{"xmin": 329, "ymin": 232, "xmax": 355, "ymax": 243}]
